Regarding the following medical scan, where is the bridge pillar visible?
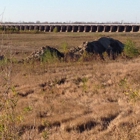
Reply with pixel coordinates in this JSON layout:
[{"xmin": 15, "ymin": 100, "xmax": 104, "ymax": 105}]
[
  {"xmin": 44, "ymin": 26, "xmax": 50, "ymax": 32},
  {"xmin": 39, "ymin": 26, "xmax": 44, "ymax": 31},
  {"xmin": 29, "ymin": 26, "xmax": 34, "ymax": 31},
  {"xmin": 25, "ymin": 26, "xmax": 29, "ymax": 31},
  {"xmin": 83, "ymin": 26, "xmax": 86, "ymax": 32},
  {"xmin": 89, "ymin": 26, "xmax": 92, "ymax": 32},
  {"xmin": 78, "ymin": 26, "xmax": 84, "ymax": 32},
  {"xmin": 116, "ymin": 26, "xmax": 120, "ymax": 32},
  {"xmin": 132, "ymin": 26, "xmax": 139, "ymax": 32},
  {"xmin": 84, "ymin": 26, "xmax": 90, "ymax": 32},
  {"xmin": 110, "ymin": 26, "xmax": 117, "ymax": 32},
  {"xmin": 20, "ymin": 26, "xmax": 24, "ymax": 31},
  {"xmin": 66, "ymin": 26, "xmax": 72, "ymax": 32},
  {"xmin": 91, "ymin": 26, "xmax": 97, "ymax": 32},
  {"xmin": 97, "ymin": 26, "xmax": 104, "ymax": 32},
  {"xmin": 104, "ymin": 26, "xmax": 110, "ymax": 32},
  {"xmin": 116, "ymin": 26, "xmax": 119, "ymax": 32},
  {"xmin": 72, "ymin": 26, "xmax": 78, "ymax": 32},
  {"xmin": 49, "ymin": 26, "xmax": 53, "ymax": 32},
  {"xmin": 50, "ymin": 26, "xmax": 55, "ymax": 32},
  {"xmin": 60, "ymin": 26, "xmax": 67, "ymax": 32},
  {"xmin": 124, "ymin": 26, "xmax": 126, "ymax": 32},
  {"xmin": 125, "ymin": 26, "xmax": 132, "ymax": 32},
  {"xmin": 117, "ymin": 26, "xmax": 125, "ymax": 32},
  {"xmin": 34, "ymin": 26, "xmax": 39, "ymax": 31}
]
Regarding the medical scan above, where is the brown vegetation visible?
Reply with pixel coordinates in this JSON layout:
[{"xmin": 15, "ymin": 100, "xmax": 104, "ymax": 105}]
[{"xmin": 0, "ymin": 33, "xmax": 140, "ymax": 140}]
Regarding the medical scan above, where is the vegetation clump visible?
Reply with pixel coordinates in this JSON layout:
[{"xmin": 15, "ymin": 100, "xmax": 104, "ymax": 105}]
[
  {"xmin": 40, "ymin": 49, "xmax": 59, "ymax": 63},
  {"xmin": 53, "ymin": 27, "xmax": 58, "ymax": 33},
  {"xmin": 124, "ymin": 39, "xmax": 140, "ymax": 58}
]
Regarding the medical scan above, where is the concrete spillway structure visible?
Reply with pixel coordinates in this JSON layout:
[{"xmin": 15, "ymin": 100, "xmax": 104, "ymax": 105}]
[{"xmin": 0, "ymin": 23, "xmax": 140, "ymax": 33}]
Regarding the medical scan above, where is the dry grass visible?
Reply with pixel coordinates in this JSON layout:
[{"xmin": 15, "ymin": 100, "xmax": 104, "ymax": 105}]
[{"xmin": 0, "ymin": 32, "xmax": 140, "ymax": 140}]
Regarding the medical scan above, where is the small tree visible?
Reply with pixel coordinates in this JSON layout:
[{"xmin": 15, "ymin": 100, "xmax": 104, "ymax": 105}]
[
  {"xmin": 53, "ymin": 27, "xmax": 58, "ymax": 33},
  {"xmin": 124, "ymin": 39, "xmax": 139, "ymax": 58},
  {"xmin": 61, "ymin": 42, "xmax": 68, "ymax": 54}
]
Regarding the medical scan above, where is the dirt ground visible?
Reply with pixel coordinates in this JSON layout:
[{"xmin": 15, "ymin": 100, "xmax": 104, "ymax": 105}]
[{"xmin": 0, "ymin": 33, "xmax": 140, "ymax": 140}]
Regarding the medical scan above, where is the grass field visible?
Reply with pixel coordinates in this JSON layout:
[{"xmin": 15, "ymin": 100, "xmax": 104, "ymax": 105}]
[
  {"xmin": 0, "ymin": 32, "xmax": 140, "ymax": 140},
  {"xmin": 1, "ymin": 32, "xmax": 140, "ymax": 50}
]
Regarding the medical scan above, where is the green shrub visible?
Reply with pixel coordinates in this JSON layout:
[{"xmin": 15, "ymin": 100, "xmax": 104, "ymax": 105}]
[
  {"xmin": 61, "ymin": 42, "xmax": 68, "ymax": 53},
  {"xmin": 53, "ymin": 27, "xmax": 58, "ymax": 33},
  {"xmin": 124, "ymin": 39, "xmax": 140, "ymax": 58},
  {"xmin": 40, "ymin": 49, "xmax": 58, "ymax": 63}
]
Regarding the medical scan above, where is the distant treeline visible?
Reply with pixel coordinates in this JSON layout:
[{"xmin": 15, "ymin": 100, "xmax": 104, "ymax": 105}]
[{"xmin": 0, "ymin": 21, "xmax": 139, "ymax": 24}]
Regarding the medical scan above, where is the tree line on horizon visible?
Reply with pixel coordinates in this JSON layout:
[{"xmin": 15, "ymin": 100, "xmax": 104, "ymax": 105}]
[{"xmin": 0, "ymin": 21, "xmax": 139, "ymax": 24}]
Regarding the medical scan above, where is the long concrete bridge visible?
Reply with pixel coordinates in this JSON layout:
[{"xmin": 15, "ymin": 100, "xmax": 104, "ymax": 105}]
[{"xmin": 0, "ymin": 23, "xmax": 140, "ymax": 32}]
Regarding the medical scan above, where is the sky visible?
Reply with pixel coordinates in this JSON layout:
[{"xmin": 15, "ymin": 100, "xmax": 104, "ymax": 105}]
[{"xmin": 0, "ymin": 0, "xmax": 140, "ymax": 23}]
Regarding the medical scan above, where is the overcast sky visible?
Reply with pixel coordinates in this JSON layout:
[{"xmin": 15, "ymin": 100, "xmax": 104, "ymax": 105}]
[{"xmin": 0, "ymin": 0, "xmax": 140, "ymax": 23}]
